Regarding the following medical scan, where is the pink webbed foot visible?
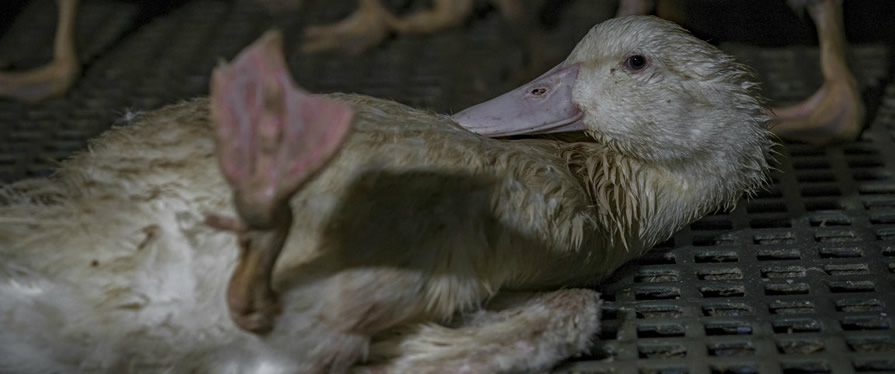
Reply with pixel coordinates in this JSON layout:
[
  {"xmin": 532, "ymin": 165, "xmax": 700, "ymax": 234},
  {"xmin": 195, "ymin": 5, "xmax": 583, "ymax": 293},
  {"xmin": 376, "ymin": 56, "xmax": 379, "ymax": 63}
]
[
  {"xmin": 0, "ymin": 59, "xmax": 80, "ymax": 103},
  {"xmin": 770, "ymin": 0, "xmax": 865, "ymax": 145},
  {"xmin": 770, "ymin": 76, "xmax": 864, "ymax": 145},
  {"xmin": 0, "ymin": 0, "xmax": 80, "ymax": 103},
  {"xmin": 385, "ymin": 0, "xmax": 474, "ymax": 35},
  {"xmin": 207, "ymin": 29, "xmax": 354, "ymax": 334},
  {"xmin": 301, "ymin": 0, "xmax": 392, "ymax": 55},
  {"xmin": 301, "ymin": 0, "xmax": 479, "ymax": 55}
]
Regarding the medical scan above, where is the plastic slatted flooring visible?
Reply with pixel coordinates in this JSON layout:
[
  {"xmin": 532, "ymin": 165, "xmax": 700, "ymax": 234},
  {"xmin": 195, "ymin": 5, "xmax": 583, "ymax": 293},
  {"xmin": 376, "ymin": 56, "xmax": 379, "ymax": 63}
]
[{"xmin": 0, "ymin": 1, "xmax": 893, "ymax": 373}]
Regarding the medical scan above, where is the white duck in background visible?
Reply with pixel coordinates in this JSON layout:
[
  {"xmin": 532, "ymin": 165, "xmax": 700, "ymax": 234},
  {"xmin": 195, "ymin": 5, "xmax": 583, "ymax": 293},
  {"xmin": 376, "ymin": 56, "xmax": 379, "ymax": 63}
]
[{"xmin": 0, "ymin": 16, "xmax": 772, "ymax": 373}]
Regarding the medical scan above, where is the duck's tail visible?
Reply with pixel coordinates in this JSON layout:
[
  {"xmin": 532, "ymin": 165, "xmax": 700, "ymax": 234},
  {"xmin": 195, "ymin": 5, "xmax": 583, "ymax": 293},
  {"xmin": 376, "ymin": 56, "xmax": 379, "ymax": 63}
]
[
  {"xmin": 0, "ymin": 263, "xmax": 98, "ymax": 373},
  {"xmin": 0, "ymin": 181, "xmax": 225, "ymax": 373}
]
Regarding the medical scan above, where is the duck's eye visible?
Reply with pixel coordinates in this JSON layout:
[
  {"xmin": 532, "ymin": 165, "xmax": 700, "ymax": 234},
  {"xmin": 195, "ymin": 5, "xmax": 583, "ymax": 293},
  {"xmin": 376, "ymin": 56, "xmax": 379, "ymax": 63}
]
[{"xmin": 624, "ymin": 55, "xmax": 648, "ymax": 72}]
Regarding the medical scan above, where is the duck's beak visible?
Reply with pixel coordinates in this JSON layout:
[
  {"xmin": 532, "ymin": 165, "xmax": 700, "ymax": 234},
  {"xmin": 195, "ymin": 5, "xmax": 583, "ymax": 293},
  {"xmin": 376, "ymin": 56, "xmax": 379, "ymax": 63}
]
[{"xmin": 452, "ymin": 64, "xmax": 585, "ymax": 137}]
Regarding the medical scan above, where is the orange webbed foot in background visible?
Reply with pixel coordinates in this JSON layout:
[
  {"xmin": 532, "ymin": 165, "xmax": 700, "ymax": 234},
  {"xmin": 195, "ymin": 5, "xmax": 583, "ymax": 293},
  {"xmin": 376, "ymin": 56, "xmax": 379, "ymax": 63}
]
[
  {"xmin": 0, "ymin": 0, "xmax": 80, "ymax": 103},
  {"xmin": 301, "ymin": 0, "xmax": 392, "ymax": 55},
  {"xmin": 770, "ymin": 0, "xmax": 865, "ymax": 145},
  {"xmin": 301, "ymin": 0, "xmax": 478, "ymax": 55},
  {"xmin": 0, "ymin": 58, "xmax": 79, "ymax": 103}
]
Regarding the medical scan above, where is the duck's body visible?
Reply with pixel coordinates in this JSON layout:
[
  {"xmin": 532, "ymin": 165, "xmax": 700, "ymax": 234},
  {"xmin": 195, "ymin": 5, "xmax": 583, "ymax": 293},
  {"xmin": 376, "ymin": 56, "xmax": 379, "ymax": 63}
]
[
  {"xmin": 1, "ymin": 16, "xmax": 773, "ymax": 373},
  {"xmin": 0, "ymin": 95, "xmax": 613, "ymax": 372}
]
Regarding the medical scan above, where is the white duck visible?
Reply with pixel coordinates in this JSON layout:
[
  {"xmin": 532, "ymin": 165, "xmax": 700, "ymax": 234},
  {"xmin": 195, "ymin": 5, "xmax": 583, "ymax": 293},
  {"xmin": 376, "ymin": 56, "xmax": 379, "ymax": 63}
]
[{"xmin": 0, "ymin": 16, "xmax": 772, "ymax": 374}]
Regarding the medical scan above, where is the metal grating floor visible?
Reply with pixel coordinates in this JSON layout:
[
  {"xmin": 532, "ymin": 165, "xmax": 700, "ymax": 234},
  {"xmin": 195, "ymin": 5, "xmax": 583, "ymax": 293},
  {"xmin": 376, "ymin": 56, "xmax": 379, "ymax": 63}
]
[{"xmin": 1, "ymin": 1, "xmax": 893, "ymax": 373}]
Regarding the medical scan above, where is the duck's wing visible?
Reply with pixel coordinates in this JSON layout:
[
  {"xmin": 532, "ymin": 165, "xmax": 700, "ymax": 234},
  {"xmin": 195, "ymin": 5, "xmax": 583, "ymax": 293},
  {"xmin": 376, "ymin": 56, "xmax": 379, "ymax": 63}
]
[
  {"xmin": 210, "ymin": 29, "xmax": 353, "ymax": 224},
  {"xmin": 208, "ymin": 29, "xmax": 354, "ymax": 333}
]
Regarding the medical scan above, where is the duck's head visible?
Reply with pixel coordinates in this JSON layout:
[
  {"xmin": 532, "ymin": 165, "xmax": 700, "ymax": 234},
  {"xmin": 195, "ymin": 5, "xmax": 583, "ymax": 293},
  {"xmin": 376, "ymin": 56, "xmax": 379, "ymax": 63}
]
[{"xmin": 453, "ymin": 16, "xmax": 772, "ymax": 171}]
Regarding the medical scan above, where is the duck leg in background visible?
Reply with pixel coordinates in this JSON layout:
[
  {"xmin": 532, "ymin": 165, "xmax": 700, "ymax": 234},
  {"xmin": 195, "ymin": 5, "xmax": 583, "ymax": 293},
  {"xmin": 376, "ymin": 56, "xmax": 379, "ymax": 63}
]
[
  {"xmin": 205, "ymin": 30, "xmax": 354, "ymax": 333},
  {"xmin": 770, "ymin": 0, "xmax": 864, "ymax": 144},
  {"xmin": 356, "ymin": 289, "xmax": 601, "ymax": 374},
  {"xmin": 0, "ymin": 0, "xmax": 79, "ymax": 103},
  {"xmin": 302, "ymin": 0, "xmax": 521, "ymax": 55},
  {"xmin": 616, "ymin": 0, "xmax": 863, "ymax": 145},
  {"xmin": 302, "ymin": 0, "xmax": 473, "ymax": 55},
  {"xmin": 385, "ymin": 0, "xmax": 475, "ymax": 34},
  {"xmin": 301, "ymin": 0, "xmax": 393, "ymax": 55}
]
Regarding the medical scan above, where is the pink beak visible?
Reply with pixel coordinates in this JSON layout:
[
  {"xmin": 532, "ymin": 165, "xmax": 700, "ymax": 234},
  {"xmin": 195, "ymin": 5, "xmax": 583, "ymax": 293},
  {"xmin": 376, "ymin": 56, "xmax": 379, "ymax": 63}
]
[{"xmin": 451, "ymin": 64, "xmax": 585, "ymax": 137}]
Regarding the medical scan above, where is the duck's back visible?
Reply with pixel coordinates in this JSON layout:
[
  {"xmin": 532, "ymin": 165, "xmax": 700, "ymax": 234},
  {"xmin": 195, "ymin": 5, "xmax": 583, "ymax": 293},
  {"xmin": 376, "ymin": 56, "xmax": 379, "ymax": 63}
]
[{"xmin": 0, "ymin": 98, "xmax": 242, "ymax": 372}]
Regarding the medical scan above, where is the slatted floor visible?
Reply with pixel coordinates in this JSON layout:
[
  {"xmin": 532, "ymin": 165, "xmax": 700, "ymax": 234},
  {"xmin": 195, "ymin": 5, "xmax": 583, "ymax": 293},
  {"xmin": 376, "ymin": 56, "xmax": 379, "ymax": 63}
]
[{"xmin": 0, "ymin": 1, "xmax": 892, "ymax": 373}]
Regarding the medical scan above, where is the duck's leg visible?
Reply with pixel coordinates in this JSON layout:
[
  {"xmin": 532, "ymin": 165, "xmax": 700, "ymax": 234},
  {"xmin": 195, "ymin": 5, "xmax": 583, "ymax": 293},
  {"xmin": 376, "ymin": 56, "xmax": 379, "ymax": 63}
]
[
  {"xmin": 0, "ymin": 0, "xmax": 80, "ymax": 103},
  {"xmin": 355, "ymin": 289, "xmax": 601, "ymax": 374},
  {"xmin": 770, "ymin": 0, "xmax": 864, "ymax": 144},
  {"xmin": 206, "ymin": 30, "xmax": 354, "ymax": 333},
  {"xmin": 302, "ymin": 0, "xmax": 479, "ymax": 55},
  {"xmin": 384, "ymin": 0, "xmax": 474, "ymax": 34},
  {"xmin": 301, "ymin": 0, "xmax": 392, "ymax": 55}
]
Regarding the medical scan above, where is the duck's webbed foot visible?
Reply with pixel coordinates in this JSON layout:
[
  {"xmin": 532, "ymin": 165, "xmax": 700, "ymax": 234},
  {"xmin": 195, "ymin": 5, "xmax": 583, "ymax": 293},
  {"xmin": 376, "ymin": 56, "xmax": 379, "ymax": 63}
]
[
  {"xmin": 301, "ymin": 0, "xmax": 392, "ymax": 55},
  {"xmin": 0, "ymin": 57, "xmax": 79, "ymax": 103},
  {"xmin": 771, "ymin": 75, "xmax": 863, "ymax": 145},
  {"xmin": 356, "ymin": 289, "xmax": 602, "ymax": 374},
  {"xmin": 302, "ymin": 0, "xmax": 477, "ymax": 55},
  {"xmin": 207, "ymin": 30, "xmax": 353, "ymax": 334},
  {"xmin": 771, "ymin": 0, "xmax": 865, "ymax": 145},
  {"xmin": 386, "ymin": 0, "xmax": 474, "ymax": 34},
  {"xmin": 0, "ymin": 0, "xmax": 79, "ymax": 103}
]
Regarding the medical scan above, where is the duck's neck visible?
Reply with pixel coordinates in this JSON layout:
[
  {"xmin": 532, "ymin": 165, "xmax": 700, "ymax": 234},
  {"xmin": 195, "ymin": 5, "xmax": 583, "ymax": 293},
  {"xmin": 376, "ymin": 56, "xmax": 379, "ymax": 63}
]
[{"xmin": 558, "ymin": 141, "xmax": 760, "ymax": 256}]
